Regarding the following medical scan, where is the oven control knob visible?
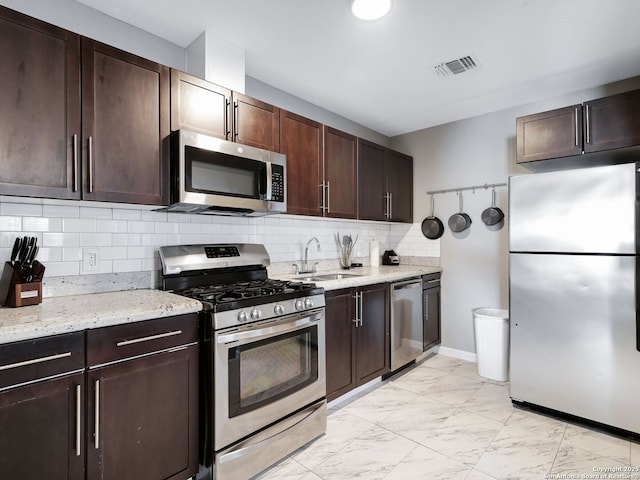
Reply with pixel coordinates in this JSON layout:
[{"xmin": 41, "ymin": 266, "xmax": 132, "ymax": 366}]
[
  {"xmin": 274, "ymin": 304, "xmax": 284, "ymax": 315},
  {"xmin": 294, "ymin": 299, "xmax": 304, "ymax": 311},
  {"xmin": 304, "ymin": 298, "xmax": 314, "ymax": 308},
  {"xmin": 250, "ymin": 308, "xmax": 261, "ymax": 320},
  {"xmin": 238, "ymin": 311, "xmax": 248, "ymax": 322}
]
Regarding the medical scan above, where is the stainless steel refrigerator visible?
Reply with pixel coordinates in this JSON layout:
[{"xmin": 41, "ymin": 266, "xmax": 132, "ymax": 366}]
[{"xmin": 509, "ymin": 162, "xmax": 640, "ymax": 435}]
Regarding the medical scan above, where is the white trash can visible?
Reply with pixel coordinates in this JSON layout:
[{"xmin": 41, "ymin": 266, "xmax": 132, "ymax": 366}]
[{"xmin": 473, "ymin": 308, "xmax": 509, "ymax": 382}]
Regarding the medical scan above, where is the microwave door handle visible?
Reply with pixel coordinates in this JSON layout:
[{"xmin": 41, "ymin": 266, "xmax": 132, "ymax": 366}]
[{"xmin": 264, "ymin": 161, "xmax": 273, "ymax": 200}]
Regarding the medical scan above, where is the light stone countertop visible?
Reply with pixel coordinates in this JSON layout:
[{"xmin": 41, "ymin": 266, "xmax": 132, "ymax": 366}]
[
  {"xmin": 0, "ymin": 289, "xmax": 202, "ymax": 345},
  {"xmin": 271, "ymin": 265, "xmax": 442, "ymax": 291}
]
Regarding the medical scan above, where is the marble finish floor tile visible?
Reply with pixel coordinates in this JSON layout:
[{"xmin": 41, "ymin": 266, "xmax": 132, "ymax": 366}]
[
  {"xmin": 550, "ymin": 443, "xmax": 628, "ymax": 476},
  {"xmin": 383, "ymin": 444, "xmax": 471, "ymax": 480},
  {"xmin": 562, "ymin": 423, "xmax": 631, "ymax": 465},
  {"xmin": 461, "ymin": 383, "xmax": 514, "ymax": 423},
  {"xmin": 311, "ymin": 425, "xmax": 417, "ymax": 480},
  {"xmin": 418, "ymin": 409, "xmax": 504, "ymax": 466},
  {"xmin": 256, "ymin": 354, "xmax": 638, "ymax": 480},
  {"xmin": 473, "ymin": 424, "xmax": 561, "ymax": 480}
]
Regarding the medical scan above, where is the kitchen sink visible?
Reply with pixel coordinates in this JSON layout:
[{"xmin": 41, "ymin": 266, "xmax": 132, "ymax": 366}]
[{"xmin": 297, "ymin": 273, "xmax": 363, "ymax": 282}]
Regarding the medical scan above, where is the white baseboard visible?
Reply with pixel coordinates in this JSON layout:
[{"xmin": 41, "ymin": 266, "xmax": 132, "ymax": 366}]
[{"xmin": 437, "ymin": 346, "xmax": 477, "ymax": 363}]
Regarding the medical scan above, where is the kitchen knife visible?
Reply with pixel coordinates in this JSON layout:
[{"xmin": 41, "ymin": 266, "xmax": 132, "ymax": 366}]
[
  {"xmin": 25, "ymin": 246, "xmax": 39, "ymax": 282},
  {"xmin": 16, "ymin": 236, "xmax": 29, "ymax": 266},
  {"xmin": 10, "ymin": 237, "xmax": 22, "ymax": 267}
]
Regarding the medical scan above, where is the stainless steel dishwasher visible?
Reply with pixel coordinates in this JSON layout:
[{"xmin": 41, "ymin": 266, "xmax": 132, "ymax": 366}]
[{"xmin": 389, "ymin": 277, "xmax": 423, "ymax": 372}]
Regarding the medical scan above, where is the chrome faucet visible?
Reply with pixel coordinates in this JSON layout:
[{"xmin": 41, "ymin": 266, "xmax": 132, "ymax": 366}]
[{"xmin": 294, "ymin": 237, "xmax": 321, "ymax": 274}]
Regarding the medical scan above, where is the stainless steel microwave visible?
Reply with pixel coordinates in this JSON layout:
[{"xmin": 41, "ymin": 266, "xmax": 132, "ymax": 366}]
[{"xmin": 166, "ymin": 130, "xmax": 287, "ymax": 216}]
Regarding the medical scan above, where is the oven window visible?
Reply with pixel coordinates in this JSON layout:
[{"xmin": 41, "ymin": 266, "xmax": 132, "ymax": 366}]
[
  {"xmin": 185, "ymin": 146, "xmax": 261, "ymax": 198},
  {"xmin": 228, "ymin": 326, "xmax": 318, "ymax": 417}
]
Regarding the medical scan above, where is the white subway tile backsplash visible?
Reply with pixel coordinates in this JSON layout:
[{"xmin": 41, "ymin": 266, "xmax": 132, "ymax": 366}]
[
  {"xmin": 43, "ymin": 205, "xmax": 80, "ymax": 218},
  {"xmin": 0, "ymin": 216, "xmax": 22, "ymax": 231},
  {"xmin": 0, "ymin": 199, "xmax": 438, "ymax": 289},
  {"xmin": 113, "ymin": 209, "xmax": 141, "ymax": 221},
  {"xmin": 1, "ymin": 202, "xmax": 43, "ymax": 217},
  {"xmin": 43, "ymin": 232, "xmax": 80, "ymax": 247},
  {"xmin": 79, "ymin": 233, "xmax": 112, "ymax": 247}
]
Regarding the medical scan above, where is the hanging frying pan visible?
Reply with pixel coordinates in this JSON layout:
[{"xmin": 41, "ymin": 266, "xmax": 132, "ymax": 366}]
[
  {"xmin": 481, "ymin": 187, "xmax": 505, "ymax": 226},
  {"xmin": 421, "ymin": 195, "xmax": 444, "ymax": 239},
  {"xmin": 448, "ymin": 191, "xmax": 472, "ymax": 233}
]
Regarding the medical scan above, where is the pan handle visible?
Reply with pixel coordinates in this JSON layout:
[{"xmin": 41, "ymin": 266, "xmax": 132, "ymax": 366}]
[
  {"xmin": 458, "ymin": 190, "xmax": 464, "ymax": 213},
  {"xmin": 491, "ymin": 187, "xmax": 497, "ymax": 208},
  {"xmin": 430, "ymin": 194, "xmax": 435, "ymax": 217}
]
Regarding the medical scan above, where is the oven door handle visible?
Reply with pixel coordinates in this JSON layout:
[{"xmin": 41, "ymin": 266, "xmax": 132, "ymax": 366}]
[{"xmin": 216, "ymin": 313, "xmax": 322, "ymax": 345}]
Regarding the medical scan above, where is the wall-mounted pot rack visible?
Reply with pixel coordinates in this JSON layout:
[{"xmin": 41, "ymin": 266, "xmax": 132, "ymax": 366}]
[{"xmin": 426, "ymin": 182, "xmax": 507, "ymax": 196}]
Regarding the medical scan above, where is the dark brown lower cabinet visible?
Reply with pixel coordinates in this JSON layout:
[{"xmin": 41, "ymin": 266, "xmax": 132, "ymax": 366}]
[
  {"xmin": 0, "ymin": 332, "xmax": 85, "ymax": 480},
  {"xmin": 86, "ymin": 314, "xmax": 199, "ymax": 480},
  {"xmin": 325, "ymin": 283, "xmax": 388, "ymax": 402},
  {"xmin": 422, "ymin": 273, "xmax": 441, "ymax": 351},
  {"xmin": 0, "ymin": 373, "xmax": 85, "ymax": 480}
]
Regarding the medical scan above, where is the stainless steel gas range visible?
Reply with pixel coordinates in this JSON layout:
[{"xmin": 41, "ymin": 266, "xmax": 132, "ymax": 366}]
[{"xmin": 159, "ymin": 244, "xmax": 327, "ymax": 480}]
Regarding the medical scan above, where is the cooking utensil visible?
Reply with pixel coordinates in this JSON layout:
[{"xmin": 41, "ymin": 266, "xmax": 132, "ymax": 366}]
[
  {"xmin": 10, "ymin": 237, "xmax": 22, "ymax": 267},
  {"xmin": 421, "ymin": 195, "xmax": 445, "ymax": 239},
  {"xmin": 448, "ymin": 191, "xmax": 472, "ymax": 233},
  {"xmin": 481, "ymin": 187, "xmax": 505, "ymax": 226}
]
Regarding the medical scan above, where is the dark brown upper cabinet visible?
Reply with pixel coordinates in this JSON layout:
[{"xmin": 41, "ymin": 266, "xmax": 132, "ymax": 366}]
[
  {"xmin": 170, "ymin": 71, "xmax": 280, "ymax": 151},
  {"xmin": 280, "ymin": 110, "xmax": 324, "ymax": 216},
  {"xmin": 82, "ymin": 39, "xmax": 170, "ymax": 205},
  {"xmin": 170, "ymin": 69, "xmax": 231, "ymax": 139},
  {"xmin": 583, "ymin": 89, "xmax": 640, "ymax": 153},
  {"xmin": 323, "ymin": 126, "xmax": 357, "ymax": 219},
  {"xmin": 516, "ymin": 105, "xmax": 583, "ymax": 163},
  {"xmin": 357, "ymin": 139, "xmax": 413, "ymax": 223},
  {"xmin": 0, "ymin": 5, "xmax": 81, "ymax": 200},
  {"xmin": 232, "ymin": 92, "xmax": 280, "ymax": 151},
  {"xmin": 517, "ymin": 89, "xmax": 640, "ymax": 167}
]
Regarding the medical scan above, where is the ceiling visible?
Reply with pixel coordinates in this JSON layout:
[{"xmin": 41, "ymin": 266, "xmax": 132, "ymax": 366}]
[{"xmin": 75, "ymin": 0, "xmax": 640, "ymax": 137}]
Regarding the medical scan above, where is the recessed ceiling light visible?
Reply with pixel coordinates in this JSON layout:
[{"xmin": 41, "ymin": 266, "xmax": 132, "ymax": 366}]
[{"xmin": 351, "ymin": 0, "xmax": 392, "ymax": 21}]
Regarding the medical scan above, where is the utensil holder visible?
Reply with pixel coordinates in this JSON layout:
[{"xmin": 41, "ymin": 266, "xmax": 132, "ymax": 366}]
[{"xmin": 0, "ymin": 261, "xmax": 45, "ymax": 307}]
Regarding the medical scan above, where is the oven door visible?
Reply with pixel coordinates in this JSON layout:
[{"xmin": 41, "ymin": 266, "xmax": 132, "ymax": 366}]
[{"xmin": 213, "ymin": 308, "xmax": 326, "ymax": 450}]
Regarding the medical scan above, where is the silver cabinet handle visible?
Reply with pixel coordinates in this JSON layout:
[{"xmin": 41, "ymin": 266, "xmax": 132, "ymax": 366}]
[
  {"xmin": 0, "ymin": 351, "xmax": 71, "ymax": 371},
  {"xmin": 319, "ymin": 183, "xmax": 326, "ymax": 212},
  {"xmin": 326, "ymin": 181, "xmax": 330, "ymax": 214},
  {"xmin": 76, "ymin": 384, "xmax": 81, "ymax": 457},
  {"xmin": 116, "ymin": 330, "xmax": 182, "ymax": 347},
  {"xmin": 574, "ymin": 107, "xmax": 579, "ymax": 147},
  {"xmin": 585, "ymin": 104, "xmax": 591, "ymax": 145},
  {"xmin": 225, "ymin": 99, "xmax": 231, "ymax": 139},
  {"xmin": 88, "ymin": 136, "xmax": 94, "ymax": 193},
  {"xmin": 389, "ymin": 193, "xmax": 393, "ymax": 220},
  {"xmin": 359, "ymin": 291, "xmax": 364, "ymax": 327},
  {"xmin": 352, "ymin": 292, "xmax": 360, "ymax": 326},
  {"xmin": 94, "ymin": 379, "xmax": 100, "ymax": 450},
  {"xmin": 72, "ymin": 134, "xmax": 79, "ymax": 192},
  {"xmin": 426, "ymin": 279, "xmax": 440, "ymax": 284},
  {"xmin": 233, "ymin": 100, "xmax": 239, "ymax": 139}
]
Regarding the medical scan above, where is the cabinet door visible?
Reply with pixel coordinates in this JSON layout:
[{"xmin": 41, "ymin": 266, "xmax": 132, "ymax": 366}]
[
  {"xmin": 233, "ymin": 92, "xmax": 280, "ymax": 151},
  {"xmin": 423, "ymin": 286, "xmax": 441, "ymax": 351},
  {"xmin": 0, "ymin": 373, "xmax": 84, "ymax": 480},
  {"xmin": 0, "ymin": 6, "xmax": 81, "ymax": 199},
  {"xmin": 357, "ymin": 139, "xmax": 387, "ymax": 221},
  {"xmin": 82, "ymin": 38, "xmax": 169, "ymax": 205},
  {"xmin": 386, "ymin": 149, "xmax": 413, "ymax": 223},
  {"xmin": 325, "ymin": 288, "xmax": 356, "ymax": 402},
  {"xmin": 280, "ymin": 110, "xmax": 323, "ymax": 216},
  {"xmin": 170, "ymin": 69, "xmax": 231, "ymax": 139},
  {"xmin": 356, "ymin": 283, "xmax": 388, "ymax": 384},
  {"xmin": 584, "ymin": 89, "xmax": 640, "ymax": 153},
  {"xmin": 516, "ymin": 105, "xmax": 583, "ymax": 163},
  {"xmin": 87, "ymin": 345, "xmax": 198, "ymax": 480},
  {"xmin": 324, "ymin": 126, "xmax": 357, "ymax": 219}
]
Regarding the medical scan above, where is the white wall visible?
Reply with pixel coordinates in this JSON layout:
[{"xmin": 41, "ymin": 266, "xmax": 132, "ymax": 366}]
[{"xmin": 391, "ymin": 75, "xmax": 640, "ymax": 355}]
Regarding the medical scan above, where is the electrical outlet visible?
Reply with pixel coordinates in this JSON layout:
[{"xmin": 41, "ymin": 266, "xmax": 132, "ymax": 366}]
[{"xmin": 83, "ymin": 248, "xmax": 100, "ymax": 272}]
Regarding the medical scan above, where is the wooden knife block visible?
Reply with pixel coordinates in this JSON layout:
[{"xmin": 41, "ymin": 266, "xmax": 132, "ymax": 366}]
[{"xmin": 0, "ymin": 261, "xmax": 44, "ymax": 308}]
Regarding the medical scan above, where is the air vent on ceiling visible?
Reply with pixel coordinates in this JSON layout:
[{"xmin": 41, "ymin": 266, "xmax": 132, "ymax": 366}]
[{"xmin": 433, "ymin": 55, "xmax": 481, "ymax": 78}]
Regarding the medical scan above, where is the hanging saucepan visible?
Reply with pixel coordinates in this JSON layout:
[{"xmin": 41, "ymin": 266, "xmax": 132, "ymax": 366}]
[
  {"xmin": 448, "ymin": 191, "xmax": 472, "ymax": 233},
  {"xmin": 421, "ymin": 194, "xmax": 445, "ymax": 239},
  {"xmin": 481, "ymin": 187, "xmax": 505, "ymax": 226}
]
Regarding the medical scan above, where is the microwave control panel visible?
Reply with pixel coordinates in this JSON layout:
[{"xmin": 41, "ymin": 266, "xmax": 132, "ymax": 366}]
[{"xmin": 271, "ymin": 164, "xmax": 285, "ymax": 202}]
